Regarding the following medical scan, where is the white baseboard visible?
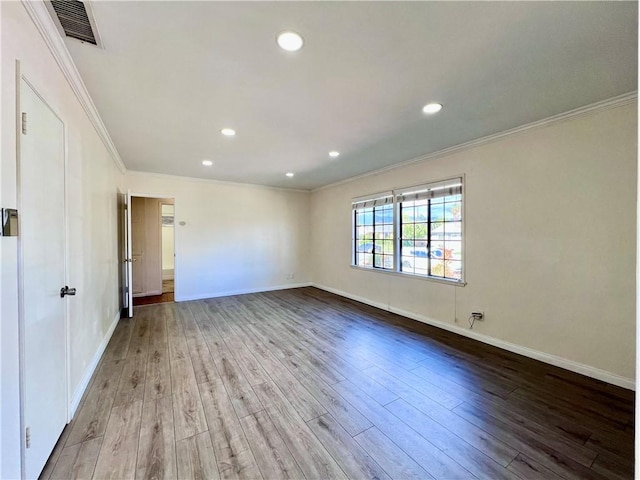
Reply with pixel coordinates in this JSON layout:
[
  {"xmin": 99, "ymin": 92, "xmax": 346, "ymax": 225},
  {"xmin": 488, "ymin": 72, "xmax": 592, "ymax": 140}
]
[
  {"xmin": 312, "ymin": 283, "xmax": 635, "ymax": 391},
  {"xmin": 69, "ymin": 310, "xmax": 121, "ymax": 418},
  {"xmin": 175, "ymin": 282, "xmax": 313, "ymax": 302}
]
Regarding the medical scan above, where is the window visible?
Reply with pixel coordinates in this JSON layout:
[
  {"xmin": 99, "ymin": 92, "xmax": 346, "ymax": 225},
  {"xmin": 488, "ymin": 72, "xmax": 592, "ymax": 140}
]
[
  {"xmin": 352, "ymin": 192, "xmax": 394, "ymax": 270},
  {"xmin": 351, "ymin": 178, "xmax": 463, "ymax": 282},
  {"xmin": 397, "ymin": 179, "xmax": 463, "ymax": 281}
]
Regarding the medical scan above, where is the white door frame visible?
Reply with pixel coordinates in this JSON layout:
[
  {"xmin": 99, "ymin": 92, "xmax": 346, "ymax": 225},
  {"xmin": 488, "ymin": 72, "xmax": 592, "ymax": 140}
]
[
  {"xmin": 17, "ymin": 70, "xmax": 71, "ymax": 478},
  {"xmin": 128, "ymin": 193, "xmax": 176, "ymax": 310},
  {"xmin": 124, "ymin": 190, "xmax": 133, "ymax": 318}
]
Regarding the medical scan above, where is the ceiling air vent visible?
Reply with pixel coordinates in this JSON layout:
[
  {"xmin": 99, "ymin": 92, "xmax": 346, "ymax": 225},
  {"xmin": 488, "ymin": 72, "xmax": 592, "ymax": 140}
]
[{"xmin": 47, "ymin": 0, "xmax": 102, "ymax": 47}]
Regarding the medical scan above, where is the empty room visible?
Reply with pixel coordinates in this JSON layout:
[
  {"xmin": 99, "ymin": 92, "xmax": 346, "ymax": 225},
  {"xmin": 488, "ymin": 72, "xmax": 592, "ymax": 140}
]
[{"xmin": 1, "ymin": 1, "xmax": 637, "ymax": 479}]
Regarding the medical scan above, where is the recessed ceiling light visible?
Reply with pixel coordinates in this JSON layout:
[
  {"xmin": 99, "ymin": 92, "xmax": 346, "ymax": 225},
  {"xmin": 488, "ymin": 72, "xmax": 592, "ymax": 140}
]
[
  {"xmin": 329, "ymin": 151, "xmax": 340, "ymax": 158},
  {"xmin": 221, "ymin": 128, "xmax": 236, "ymax": 136},
  {"xmin": 202, "ymin": 160, "xmax": 213, "ymax": 166},
  {"xmin": 285, "ymin": 172, "xmax": 295, "ymax": 177},
  {"xmin": 277, "ymin": 31, "xmax": 304, "ymax": 52},
  {"xmin": 422, "ymin": 103, "xmax": 443, "ymax": 114}
]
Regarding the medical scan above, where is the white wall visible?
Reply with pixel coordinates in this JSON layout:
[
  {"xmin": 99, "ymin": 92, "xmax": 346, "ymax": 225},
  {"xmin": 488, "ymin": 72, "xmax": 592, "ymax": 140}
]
[
  {"xmin": 311, "ymin": 101, "xmax": 637, "ymax": 386},
  {"xmin": 1, "ymin": 3, "xmax": 123, "ymax": 478},
  {"xmin": 125, "ymin": 172, "xmax": 311, "ymax": 301}
]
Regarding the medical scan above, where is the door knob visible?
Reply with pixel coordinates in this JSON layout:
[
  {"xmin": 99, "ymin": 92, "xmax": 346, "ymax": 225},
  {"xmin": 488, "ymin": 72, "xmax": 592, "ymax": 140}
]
[{"xmin": 60, "ymin": 286, "xmax": 77, "ymax": 298}]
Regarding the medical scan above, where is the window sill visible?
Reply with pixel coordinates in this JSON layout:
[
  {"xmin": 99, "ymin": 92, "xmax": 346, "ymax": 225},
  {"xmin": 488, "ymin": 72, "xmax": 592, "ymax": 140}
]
[{"xmin": 349, "ymin": 265, "xmax": 466, "ymax": 286}]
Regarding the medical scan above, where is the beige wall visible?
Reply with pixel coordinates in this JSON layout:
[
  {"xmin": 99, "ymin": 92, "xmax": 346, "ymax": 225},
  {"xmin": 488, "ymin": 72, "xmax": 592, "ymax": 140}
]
[
  {"xmin": 310, "ymin": 102, "xmax": 637, "ymax": 385},
  {"xmin": 125, "ymin": 172, "xmax": 311, "ymax": 301},
  {"xmin": 1, "ymin": 3, "xmax": 123, "ymax": 477}
]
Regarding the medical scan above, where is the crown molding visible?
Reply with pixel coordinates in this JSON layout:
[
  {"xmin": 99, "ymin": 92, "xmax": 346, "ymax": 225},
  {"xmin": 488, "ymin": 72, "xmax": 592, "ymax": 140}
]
[
  {"xmin": 21, "ymin": 0, "xmax": 127, "ymax": 174},
  {"xmin": 312, "ymin": 91, "xmax": 638, "ymax": 193}
]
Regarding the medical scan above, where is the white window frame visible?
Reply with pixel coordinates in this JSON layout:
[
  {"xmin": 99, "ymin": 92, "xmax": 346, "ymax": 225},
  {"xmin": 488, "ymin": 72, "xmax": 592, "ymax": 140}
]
[
  {"xmin": 351, "ymin": 176, "xmax": 465, "ymax": 285},
  {"xmin": 351, "ymin": 191, "xmax": 395, "ymax": 271}
]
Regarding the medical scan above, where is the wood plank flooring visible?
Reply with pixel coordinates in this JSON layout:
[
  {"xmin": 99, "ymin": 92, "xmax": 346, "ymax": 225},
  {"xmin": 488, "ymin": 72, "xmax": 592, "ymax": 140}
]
[
  {"xmin": 41, "ymin": 287, "xmax": 634, "ymax": 480},
  {"xmin": 134, "ymin": 279, "xmax": 175, "ymax": 306}
]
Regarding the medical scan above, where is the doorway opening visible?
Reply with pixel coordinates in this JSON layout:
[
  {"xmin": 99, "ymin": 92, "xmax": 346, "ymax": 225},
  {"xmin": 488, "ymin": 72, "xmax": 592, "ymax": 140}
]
[{"xmin": 130, "ymin": 196, "xmax": 175, "ymax": 307}]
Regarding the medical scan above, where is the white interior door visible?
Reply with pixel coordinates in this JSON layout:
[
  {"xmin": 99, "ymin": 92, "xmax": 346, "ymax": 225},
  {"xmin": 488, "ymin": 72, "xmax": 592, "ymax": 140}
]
[
  {"xmin": 19, "ymin": 78, "xmax": 68, "ymax": 479},
  {"xmin": 125, "ymin": 190, "xmax": 133, "ymax": 317}
]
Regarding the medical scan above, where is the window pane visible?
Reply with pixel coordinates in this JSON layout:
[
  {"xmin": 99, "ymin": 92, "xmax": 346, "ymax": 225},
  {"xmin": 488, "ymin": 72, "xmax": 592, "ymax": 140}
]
[
  {"xmin": 356, "ymin": 208, "xmax": 372, "ymax": 226},
  {"xmin": 402, "ymin": 223, "xmax": 415, "ymax": 240},
  {"xmin": 430, "ymin": 204, "xmax": 444, "ymax": 222},
  {"xmin": 444, "ymin": 202, "xmax": 462, "ymax": 221},
  {"xmin": 356, "ymin": 226, "xmax": 368, "ymax": 240},
  {"xmin": 431, "ymin": 260, "xmax": 445, "ymax": 277},
  {"xmin": 444, "ymin": 194, "xmax": 461, "ymax": 202},
  {"xmin": 401, "ymin": 258, "xmax": 414, "ymax": 273},
  {"xmin": 363, "ymin": 253, "xmax": 373, "ymax": 266},
  {"xmin": 415, "ymin": 266, "xmax": 430, "ymax": 276},
  {"xmin": 415, "ymin": 205, "xmax": 428, "ymax": 221},
  {"xmin": 414, "ymin": 222, "xmax": 428, "ymax": 240},
  {"xmin": 444, "ymin": 221, "xmax": 461, "ymax": 237},
  {"xmin": 445, "ymin": 261, "xmax": 462, "ymax": 280},
  {"xmin": 375, "ymin": 206, "xmax": 393, "ymax": 224},
  {"xmin": 401, "ymin": 239, "xmax": 415, "ymax": 251},
  {"xmin": 374, "ymin": 254, "xmax": 383, "ymax": 268},
  {"xmin": 444, "ymin": 241, "xmax": 462, "ymax": 260},
  {"xmin": 412, "ymin": 253, "xmax": 429, "ymax": 270},
  {"xmin": 401, "ymin": 205, "xmax": 415, "ymax": 222},
  {"xmin": 430, "ymin": 220, "xmax": 445, "ymax": 241},
  {"xmin": 377, "ymin": 239, "xmax": 389, "ymax": 254}
]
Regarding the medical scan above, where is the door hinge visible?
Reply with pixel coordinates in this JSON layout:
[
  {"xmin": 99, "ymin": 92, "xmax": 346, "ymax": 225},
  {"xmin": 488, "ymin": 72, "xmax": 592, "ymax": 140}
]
[
  {"xmin": 25, "ymin": 426, "xmax": 31, "ymax": 448},
  {"xmin": 21, "ymin": 112, "xmax": 27, "ymax": 135}
]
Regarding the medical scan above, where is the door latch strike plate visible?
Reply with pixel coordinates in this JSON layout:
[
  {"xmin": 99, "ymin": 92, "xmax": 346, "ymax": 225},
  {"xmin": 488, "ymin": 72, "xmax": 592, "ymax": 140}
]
[
  {"xmin": 21, "ymin": 112, "xmax": 27, "ymax": 135},
  {"xmin": 26, "ymin": 426, "xmax": 31, "ymax": 448}
]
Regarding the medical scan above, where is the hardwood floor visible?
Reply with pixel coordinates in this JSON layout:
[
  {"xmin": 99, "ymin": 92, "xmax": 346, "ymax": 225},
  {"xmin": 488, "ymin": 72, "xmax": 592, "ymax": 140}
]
[
  {"xmin": 41, "ymin": 287, "xmax": 634, "ymax": 479},
  {"xmin": 134, "ymin": 278, "xmax": 175, "ymax": 306}
]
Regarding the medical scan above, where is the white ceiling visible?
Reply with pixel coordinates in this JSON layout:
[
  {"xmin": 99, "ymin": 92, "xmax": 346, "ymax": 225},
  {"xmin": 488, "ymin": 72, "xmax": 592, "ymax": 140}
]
[{"xmin": 63, "ymin": 1, "xmax": 637, "ymax": 190}]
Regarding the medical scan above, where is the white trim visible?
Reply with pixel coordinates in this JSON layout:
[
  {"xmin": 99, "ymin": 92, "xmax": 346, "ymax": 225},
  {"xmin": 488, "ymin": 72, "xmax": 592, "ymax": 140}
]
[
  {"xmin": 349, "ymin": 265, "xmax": 467, "ymax": 287},
  {"xmin": 20, "ymin": 0, "xmax": 126, "ymax": 174},
  {"xmin": 175, "ymin": 282, "xmax": 312, "ymax": 302},
  {"xmin": 126, "ymin": 170, "xmax": 310, "ymax": 194},
  {"xmin": 312, "ymin": 283, "xmax": 635, "ymax": 391},
  {"xmin": 313, "ymin": 91, "xmax": 638, "ymax": 193},
  {"xmin": 68, "ymin": 311, "xmax": 120, "ymax": 418},
  {"xmin": 16, "ymin": 60, "xmax": 27, "ymax": 480},
  {"xmin": 128, "ymin": 193, "xmax": 176, "ymax": 315}
]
